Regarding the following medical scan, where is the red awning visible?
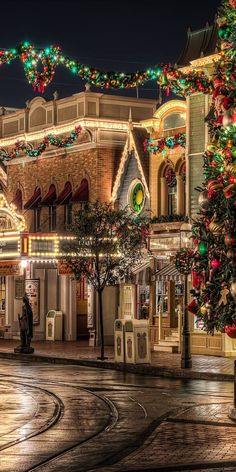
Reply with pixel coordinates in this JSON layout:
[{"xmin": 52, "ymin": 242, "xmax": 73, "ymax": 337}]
[
  {"xmin": 55, "ymin": 181, "xmax": 72, "ymax": 205},
  {"xmin": 11, "ymin": 189, "xmax": 22, "ymax": 211},
  {"xmin": 41, "ymin": 184, "xmax": 57, "ymax": 206},
  {"xmin": 24, "ymin": 187, "xmax": 41, "ymax": 210},
  {"xmin": 71, "ymin": 179, "xmax": 89, "ymax": 202}
]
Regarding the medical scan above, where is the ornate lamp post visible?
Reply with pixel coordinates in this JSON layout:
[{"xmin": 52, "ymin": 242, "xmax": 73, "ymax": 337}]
[{"xmin": 179, "ymin": 222, "xmax": 192, "ymax": 369}]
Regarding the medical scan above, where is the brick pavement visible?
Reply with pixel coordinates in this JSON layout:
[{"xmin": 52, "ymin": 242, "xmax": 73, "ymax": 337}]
[
  {"xmin": 90, "ymin": 404, "xmax": 236, "ymax": 472},
  {"xmin": 0, "ymin": 339, "xmax": 235, "ymax": 380}
]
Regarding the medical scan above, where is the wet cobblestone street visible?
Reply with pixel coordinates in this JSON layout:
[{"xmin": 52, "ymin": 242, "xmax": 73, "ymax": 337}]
[{"xmin": 0, "ymin": 358, "xmax": 235, "ymax": 471}]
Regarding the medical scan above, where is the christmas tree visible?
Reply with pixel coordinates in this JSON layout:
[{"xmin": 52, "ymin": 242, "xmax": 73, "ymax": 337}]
[{"xmin": 190, "ymin": 0, "xmax": 236, "ymax": 333}]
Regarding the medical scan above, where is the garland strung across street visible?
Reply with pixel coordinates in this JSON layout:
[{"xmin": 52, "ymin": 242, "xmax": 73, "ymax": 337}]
[
  {"xmin": 0, "ymin": 42, "xmax": 212, "ymax": 94},
  {"xmin": 144, "ymin": 132, "xmax": 186, "ymax": 154},
  {"xmin": 0, "ymin": 126, "xmax": 82, "ymax": 161}
]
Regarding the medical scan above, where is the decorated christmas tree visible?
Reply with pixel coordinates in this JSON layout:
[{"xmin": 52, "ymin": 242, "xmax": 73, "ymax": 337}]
[{"xmin": 189, "ymin": 0, "xmax": 236, "ymax": 334}]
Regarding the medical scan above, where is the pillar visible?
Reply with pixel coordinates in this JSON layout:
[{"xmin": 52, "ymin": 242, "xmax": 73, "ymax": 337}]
[
  {"xmin": 167, "ymin": 280, "xmax": 176, "ymax": 328},
  {"xmin": 160, "ymin": 177, "xmax": 168, "ymax": 215},
  {"xmin": 176, "ymin": 175, "xmax": 184, "ymax": 214}
]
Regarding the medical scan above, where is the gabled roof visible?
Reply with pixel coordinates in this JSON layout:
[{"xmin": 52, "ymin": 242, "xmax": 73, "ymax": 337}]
[
  {"xmin": 111, "ymin": 126, "xmax": 150, "ymax": 203},
  {"xmin": 177, "ymin": 21, "xmax": 219, "ymax": 66}
]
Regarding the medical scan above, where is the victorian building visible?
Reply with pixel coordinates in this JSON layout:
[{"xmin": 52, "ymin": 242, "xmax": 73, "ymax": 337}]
[
  {"xmin": 0, "ymin": 90, "xmax": 156, "ymax": 344},
  {"xmin": 145, "ymin": 21, "xmax": 236, "ymax": 356}
]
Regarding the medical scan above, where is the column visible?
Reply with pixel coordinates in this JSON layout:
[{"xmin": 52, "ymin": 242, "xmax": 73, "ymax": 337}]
[
  {"xmin": 160, "ymin": 177, "xmax": 168, "ymax": 215},
  {"xmin": 149, "ymin": 257, "xmax": 156, "ymax": 323},
  {"xmin": 176, "ymin": 175, "xmax": 184, "ymax": 214},
  {"xmin": 167, "ymin": 280, "xmax": 176, "ymax": 328}
]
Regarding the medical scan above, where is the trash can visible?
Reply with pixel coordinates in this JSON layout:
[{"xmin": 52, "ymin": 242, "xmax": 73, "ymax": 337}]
[
  {"xmin": 46, "ymin": 310, "xmax": 63, "ymax": 341},
  {"xmin": 114, "ymin": 319, "xmax": 125, "ymax": 363},
  {"xmin": 124, "ymin": 319, "xmax": 150, "ymax": 364}
]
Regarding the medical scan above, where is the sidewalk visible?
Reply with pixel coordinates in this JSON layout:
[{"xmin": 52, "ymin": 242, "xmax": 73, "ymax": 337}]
[{"xmin": 0, "ymin": 339, "xmax": 235, "ymax": 381}]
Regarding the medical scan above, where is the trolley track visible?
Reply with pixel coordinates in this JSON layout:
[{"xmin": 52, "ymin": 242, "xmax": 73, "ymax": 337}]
[{"xmin": 0, "ymin": 362, "xmax": 235, "ymax": 472}]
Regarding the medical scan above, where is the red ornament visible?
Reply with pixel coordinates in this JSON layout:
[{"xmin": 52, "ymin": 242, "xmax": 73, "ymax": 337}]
[
  {"xmin": 225, "ymin": 150, "xmax": 232, "ymax": 159},
  {"xmin": 192, "ymin": 270, "xmax": 202, "ymax": 289},
  {"xmin": 187, "ymin": 298, "xmax": 198, "ymax": 314},
  {"xmin": 229, "ymin": 0, "xmax": 236, "ymax": 9},
  {"xmin": 225, "ymin": 325, "xmax": 236, "ymax": 338},
  {"xmin": 224, "ymin": 189, "xmax": 233, "ymax": 199},
  {"xmin": 211, "ymin": 258, "xmax": 221, "ymax": 270},
  {"xmin": 207, "ymin": 189, "xmax": 216, "ymax": 199},
  {"xmin": 213, "ymin": 78, "xmax": 224, "ymax": 89}
]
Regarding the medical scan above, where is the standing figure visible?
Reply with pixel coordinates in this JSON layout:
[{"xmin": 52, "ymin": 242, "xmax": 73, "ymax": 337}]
[{"xmin": 14, "ymin": 293, "xmax": 34, "ymax": 354}]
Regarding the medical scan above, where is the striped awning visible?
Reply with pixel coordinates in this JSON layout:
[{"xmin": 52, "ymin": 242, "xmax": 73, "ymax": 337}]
[
  {"xmin": 154, "ymin": 262, "xmax": 184, "ymax": 282},
  {"xmin": 132, "ymin": 259, "xmax": 150, "ymax": 285}
]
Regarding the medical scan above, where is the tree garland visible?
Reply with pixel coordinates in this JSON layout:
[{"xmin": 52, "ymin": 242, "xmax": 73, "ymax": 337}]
[
  {"xmin": 186, "ymin": 0, "xmax": 236, "ymax": 333},
  {"xmin": 0, "ymin": 125, "xmax": 82, "ymax": 161},
  {"xmin": 144, "ymin": 132, "xmax": 186, "ymax": 154},
  {"xmin": 0, "ymin": 42, "xmax": 213, "ymax": 94}
]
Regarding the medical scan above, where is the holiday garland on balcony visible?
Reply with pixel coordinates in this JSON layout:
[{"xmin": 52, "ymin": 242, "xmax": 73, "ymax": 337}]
[
  {"xmin": 144, "ymin": 132, "xmax": 186, "ymax": 155},
  {"xmin": 185, "ymin": 0, "xmax": 236, "ymax": 333},
  {"xmin": 0, "ymin": 125, "xmax": 82, "ymax": 161}
]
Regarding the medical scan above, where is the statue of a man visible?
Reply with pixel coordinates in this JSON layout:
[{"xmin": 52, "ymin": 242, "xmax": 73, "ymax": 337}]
[{"xmin": 15, "ymin": 293, "xmax": 34, "ymax": 354}]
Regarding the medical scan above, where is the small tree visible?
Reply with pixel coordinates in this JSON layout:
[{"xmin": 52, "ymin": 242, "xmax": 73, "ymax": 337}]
[{"xmin": 62, "ymin": 201, "xmax": 148, "ymax": 360}]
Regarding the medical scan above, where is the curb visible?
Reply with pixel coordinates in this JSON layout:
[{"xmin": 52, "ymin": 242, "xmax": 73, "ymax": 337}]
[{"xmin": 0, "ymin": 351, "xmax": 233, "ymax": 382}]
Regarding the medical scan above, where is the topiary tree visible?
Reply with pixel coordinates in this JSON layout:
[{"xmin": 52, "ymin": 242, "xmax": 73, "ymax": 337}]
[{"xmin": 61, "ymin": 201, "xmax": 148, "ymax": 360}]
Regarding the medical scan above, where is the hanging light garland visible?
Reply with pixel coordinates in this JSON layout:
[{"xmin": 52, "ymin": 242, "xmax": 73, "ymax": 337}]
[
  {"xmin": 0, "ymin": 125, "xmax": 82, "ymax": 161},
  {"xmin": 0, "ymin": 42, "xmax": 213, "ymax": 94},
  {"xmin": 144, "ymin": 132, "xmax": 186, "ymax": 155}
]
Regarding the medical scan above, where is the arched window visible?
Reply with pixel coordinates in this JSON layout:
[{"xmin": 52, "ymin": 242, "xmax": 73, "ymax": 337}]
[
  {"xmin": 56, "ymin": 181, "xmax": 73, "ymax": 226},
  {"xmin": 71, "ymin": 178, "xmax": 89, "ymax": 206},
  {"xmin": 11, "ymin": 188, "xmax": 23, "ymax": 212},
  {"xmin": 163, "ymin": 112, "xmax": 186, "ymax": 131},
  {"xmin": 164, "ymin": 166, "xmax": 177, "ymax": 215},
  {"xmin": 24, "ymin": 187, "xmax": 41, "ymax": 232}
]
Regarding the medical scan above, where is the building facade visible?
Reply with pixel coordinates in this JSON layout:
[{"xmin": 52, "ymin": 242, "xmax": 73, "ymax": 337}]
[{"xmin": 0, "ymin": 90, "xmax": 156, "ymax": 344}]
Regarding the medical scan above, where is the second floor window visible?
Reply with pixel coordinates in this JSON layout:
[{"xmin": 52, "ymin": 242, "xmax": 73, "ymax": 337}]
[
  {"xmin": 165, "ymin": 167, "xmax": 177, "ymax": 216},
  {"xmin": 49, "ymin": 206, "xmax": 56, "ymax": 232},
  {"xmin": 33, "ymin": 207, "xmax": 41, "ymax": 232},
  {"xmin": 168, "ymin": 185, "xmax": 177, "ymax": 215},
  {"xmin": 64, "ymin": 203, "xmax": 72, "ymax": 226}
]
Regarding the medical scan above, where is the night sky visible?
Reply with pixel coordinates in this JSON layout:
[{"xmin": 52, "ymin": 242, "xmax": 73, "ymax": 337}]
[{"xmin": 0, "ymin": 0, "xmax": 221, "ymax": 108}]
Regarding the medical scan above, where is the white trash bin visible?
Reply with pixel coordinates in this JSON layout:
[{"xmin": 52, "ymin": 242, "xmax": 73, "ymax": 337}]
[
  {"xmin": 114, "ymin": 319, "xmax": 125, "ymax": 363},
  {"xmin": 46, "ymin": 310, "xmax": 63, "ymax": 341},
  {"xmin": 124, "ymin": 319, "xmax": 150, "ymax": 364}
]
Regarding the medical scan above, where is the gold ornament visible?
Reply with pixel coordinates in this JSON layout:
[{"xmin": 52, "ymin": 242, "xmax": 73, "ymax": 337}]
[
  {"xmin": 200, "ymin": 305, "xmax": 207, "ymax": 315},
  {"xmin": 208, "ymin": 220, "xmax": 225, "ymax": 233},
  {"xmin": 225, "ymin": 164, "xmax": 236, "ymax": 176},
  {"xmin": 230, "ymin": 281, "xmax": 236, "ymax": 301},
  {"xmin": 218, "ymin": 286, "xmax": 229, "ymax": 306}
]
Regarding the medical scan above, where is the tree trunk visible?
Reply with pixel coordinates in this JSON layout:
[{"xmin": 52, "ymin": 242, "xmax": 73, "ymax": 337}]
[{"xmin": 98, "ymin": 289, "xmax": 105, "ymax": 360}]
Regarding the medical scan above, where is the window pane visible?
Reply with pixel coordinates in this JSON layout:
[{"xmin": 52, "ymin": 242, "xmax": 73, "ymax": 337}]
[{"xmin": 163, "ymin": 112, "xmax": 186, "ymax": 130}]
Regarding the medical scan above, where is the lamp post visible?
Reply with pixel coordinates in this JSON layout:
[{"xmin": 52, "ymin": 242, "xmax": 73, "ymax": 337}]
[{"xmin": 180, "ymin": 222, "xmax": 192, "ymax": 369}]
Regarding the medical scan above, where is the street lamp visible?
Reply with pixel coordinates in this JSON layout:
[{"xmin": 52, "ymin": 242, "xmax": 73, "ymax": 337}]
[{"xmin": 180, "ymin": 222, "xmax": 192, "ymax": 369}]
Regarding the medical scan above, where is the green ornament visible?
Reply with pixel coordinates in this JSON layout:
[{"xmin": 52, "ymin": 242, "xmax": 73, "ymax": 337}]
[{"xmin": 199, "ymin": 241, "xmax": 207, "ymax": 256}]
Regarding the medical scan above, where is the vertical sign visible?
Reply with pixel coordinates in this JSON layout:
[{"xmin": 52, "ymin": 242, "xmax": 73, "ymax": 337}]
[{"xmin": 25, "ymin": 279, "xmax": 40, "ymax": 324}]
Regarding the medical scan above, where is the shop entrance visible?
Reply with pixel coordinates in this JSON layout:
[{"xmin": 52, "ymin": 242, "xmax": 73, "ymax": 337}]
[{"xmin": 76, "ymin": 277, "xmax": 89, "ymax": 340}]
